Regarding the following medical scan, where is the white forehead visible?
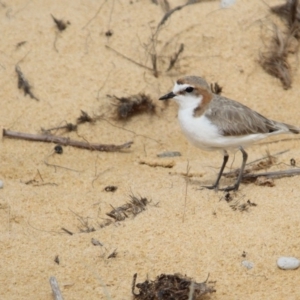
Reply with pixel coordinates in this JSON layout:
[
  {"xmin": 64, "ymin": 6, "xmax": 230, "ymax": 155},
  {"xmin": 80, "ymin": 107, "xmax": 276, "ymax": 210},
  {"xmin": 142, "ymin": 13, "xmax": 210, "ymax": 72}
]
[{"xmin": 173, "ymin": 83, "xmax": 190, "ymax": 94}]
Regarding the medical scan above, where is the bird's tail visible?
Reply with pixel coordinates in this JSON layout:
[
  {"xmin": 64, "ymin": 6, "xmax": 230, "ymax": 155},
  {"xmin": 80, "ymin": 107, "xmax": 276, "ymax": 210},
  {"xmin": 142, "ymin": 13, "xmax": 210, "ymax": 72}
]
[{"xmin": 283, "ymin": 123, "xmax": 300, "ymax": 134}]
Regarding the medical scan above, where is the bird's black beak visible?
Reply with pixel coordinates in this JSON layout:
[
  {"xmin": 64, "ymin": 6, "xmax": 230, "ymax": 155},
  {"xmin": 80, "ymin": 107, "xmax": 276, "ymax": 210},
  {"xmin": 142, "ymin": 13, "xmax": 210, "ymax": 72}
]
[{"xmin": 159, "ymin": 91, "xmax": 176, "ymax": 100}]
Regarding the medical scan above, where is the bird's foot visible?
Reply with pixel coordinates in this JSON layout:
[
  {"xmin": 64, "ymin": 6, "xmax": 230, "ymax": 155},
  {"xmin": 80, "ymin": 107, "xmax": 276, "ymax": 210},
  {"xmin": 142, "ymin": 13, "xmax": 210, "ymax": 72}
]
[
  {"xmin": 218, "ymin": 184, "xmax": 239, "ymax": 192},
  {"xmin": 200, "ymin": 184, "xmax": 240, "ymax": 192},
  {"xmin": 200, "ymin": 184, "xmax": 219, "ymax": 191}
]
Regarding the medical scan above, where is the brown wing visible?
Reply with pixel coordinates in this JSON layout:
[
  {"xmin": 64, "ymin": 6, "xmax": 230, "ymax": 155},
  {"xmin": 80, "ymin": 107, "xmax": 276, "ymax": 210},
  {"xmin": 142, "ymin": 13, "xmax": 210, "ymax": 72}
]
[{"xmin": 205, "ymin": 95, "xmax": 284, "ymax": 136}]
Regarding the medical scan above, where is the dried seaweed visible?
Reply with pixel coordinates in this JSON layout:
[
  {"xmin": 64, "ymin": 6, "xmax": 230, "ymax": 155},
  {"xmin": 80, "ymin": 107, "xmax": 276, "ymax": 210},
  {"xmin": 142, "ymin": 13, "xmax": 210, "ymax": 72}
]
[
  {"xmin": 132, "ymin": 273, "xmax": 216, "ymax": 300},
  {"xmin": 109, "ymin": 93, "xmax": 156, "ymax": 119}
]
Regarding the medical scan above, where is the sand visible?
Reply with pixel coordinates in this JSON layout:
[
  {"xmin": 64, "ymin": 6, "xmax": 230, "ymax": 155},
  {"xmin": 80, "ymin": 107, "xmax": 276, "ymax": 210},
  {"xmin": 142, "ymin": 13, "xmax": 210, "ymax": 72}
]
[{"xmin": 1, "ymin": 0, "xmax": 300, "ymax": 299}]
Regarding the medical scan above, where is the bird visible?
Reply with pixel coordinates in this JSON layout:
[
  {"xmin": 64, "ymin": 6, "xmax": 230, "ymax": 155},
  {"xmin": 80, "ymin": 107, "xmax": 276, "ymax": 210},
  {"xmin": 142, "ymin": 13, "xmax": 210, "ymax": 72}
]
[{"xmin": 159, "ymin": 75, "xmax": 300, "ymax": 191}]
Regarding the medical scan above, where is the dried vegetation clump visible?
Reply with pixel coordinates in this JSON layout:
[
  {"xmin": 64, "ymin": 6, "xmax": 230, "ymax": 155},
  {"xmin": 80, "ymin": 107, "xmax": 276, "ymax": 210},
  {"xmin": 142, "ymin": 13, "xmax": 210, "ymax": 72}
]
[
  {"xmin": 109, "ymin": 93, "xmax": 156, "ymax": 119},
  {"xmin": 260, "ymin": 0, "xmax": 300, "ymax": 89},
  {"xmin": 106, "ymin": 195, "xmax": 150, "ymax": 221},
  {"xmin": 132, "ymin": 273, "xmax": 216, "ymax": 300}
]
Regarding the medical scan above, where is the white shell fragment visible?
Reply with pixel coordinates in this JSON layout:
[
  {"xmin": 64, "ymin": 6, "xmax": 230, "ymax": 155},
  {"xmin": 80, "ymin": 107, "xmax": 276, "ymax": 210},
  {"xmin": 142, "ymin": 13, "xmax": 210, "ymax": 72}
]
[
  {"xmin": 241, "ymin": 260, "xmax": 254, "ymax": 269},
  {"xmin": 277, "ymin": 257, "xmax": 300, "ymax": 270},
  {"xmin": 0, "ymin": 180, "xmax": 3, "ymax": 189},
  {"xmin": 220, "ymin": 0, "xmax": 236, "ymax": 8}
]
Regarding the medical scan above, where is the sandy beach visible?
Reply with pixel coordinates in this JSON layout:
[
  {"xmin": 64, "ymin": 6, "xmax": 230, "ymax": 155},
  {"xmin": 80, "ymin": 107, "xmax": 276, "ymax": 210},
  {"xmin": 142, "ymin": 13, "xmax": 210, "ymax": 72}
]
[{"xmin": 1, "ymin": 0, "xmax": 300, "ymax": 299}]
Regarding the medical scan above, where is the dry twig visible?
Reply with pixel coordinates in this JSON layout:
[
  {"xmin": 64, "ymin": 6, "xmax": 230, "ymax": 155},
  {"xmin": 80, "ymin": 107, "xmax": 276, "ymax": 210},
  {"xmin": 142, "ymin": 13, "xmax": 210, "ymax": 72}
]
[
  {"xmin": 3, "ymin": 129, "xmax": 133, "ymax": 152},
  {"xmin": 49, "ymin": 276, "xmax": 64, "ymax": 300}
]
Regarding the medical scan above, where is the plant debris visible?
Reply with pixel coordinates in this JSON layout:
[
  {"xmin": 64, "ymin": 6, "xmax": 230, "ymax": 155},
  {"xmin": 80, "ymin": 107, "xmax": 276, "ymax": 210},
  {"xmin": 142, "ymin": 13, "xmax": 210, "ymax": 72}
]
[
  {"xmin": 271, "ymin": 0, "xmax": 300, "ymax": 33},
  {"xmin": 76, "ymin": 110, "xmax": 95, "ymax": 124},
  {"xmin": 54, "ymin": 255, "xmax": 60, "ymax": 265},
  {"xmin": 224, "ymin": 150, "xmax": 277, "ymax": 179},
  {"xmin": 42, "ymin": 123, "xmax": 77, "ymax": 134},
  {"xmin": 51, "ymin": 14, "xmax": 70, "ymax": 31},
  {"xmin": 61, "ymin": 227, "xmax": 73, "ymax": 235},
  {"xmin": 106, "ymin": 195, "xmax": 150, "ymax": 221},
  {"xmin": 166, "ymin": 43, "xmax": 185, "ymax": 71},
  {"xmin": 3, "ymin": 129, "xmax": 133, "ymax": 152},
  {"xmin": 15, "ymin": 65, "xmax": 39, "ymax": 101},
  {"xmin": 260, "ymin": 0, "xmax": 300, "ymax": 89},
  {"xmin": 15, "ymin": 41, "xmax": 27, "ymax": 49},
  {"xmin": 107, "ymin": 248, "xmax": 118, "ymax": 259},
  {"xmin": 254, "ymin": 176, "xmax": 275, "ymax": 187},
  {"xmin": 259, "ymin": 26, "xmax": 292, "ymax": 89},
  {"xmin": 109, "ymin": 93, "xmax": 156, "ymax": 119},
  {"xmin": 132, "ymin": 273, "xmax": 216, "ymax": 300},
  {"xmin": 69, "ymin": 194, "xmax": 154, "ymax": 233},
  {"xmin": 230, "ymin": 199, "xmax": 257, "ymax": 212}
]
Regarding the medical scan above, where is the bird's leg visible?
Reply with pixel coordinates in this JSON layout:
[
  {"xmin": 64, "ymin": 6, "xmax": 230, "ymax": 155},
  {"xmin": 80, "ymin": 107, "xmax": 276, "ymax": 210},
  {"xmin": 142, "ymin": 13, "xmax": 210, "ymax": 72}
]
[
  {"xmin": 221, "ymin": 146, "xmax": 248, "ymax": 192},
  {"xmin": 202, "ymin": 150, "xmax": 229, "ymax": 190}
]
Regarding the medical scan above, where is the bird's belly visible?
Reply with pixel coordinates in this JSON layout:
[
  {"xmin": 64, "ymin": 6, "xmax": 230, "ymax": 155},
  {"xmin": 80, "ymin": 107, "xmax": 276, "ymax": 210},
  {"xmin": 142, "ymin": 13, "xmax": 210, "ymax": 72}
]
[
  {"xmin": 178, "ymin": 114, "xmax": 221, "ymax": 150},
  {"xmin": 178, "ymin": 113, "xmax": 267, "ymax": 151}
]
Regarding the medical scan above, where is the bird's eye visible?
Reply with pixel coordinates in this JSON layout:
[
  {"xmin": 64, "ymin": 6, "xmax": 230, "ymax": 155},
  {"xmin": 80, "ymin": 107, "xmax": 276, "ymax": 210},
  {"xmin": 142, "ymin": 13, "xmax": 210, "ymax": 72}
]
[{"xmin": 185, "ymin": 87, "xmax": 194, "ymax": 93}]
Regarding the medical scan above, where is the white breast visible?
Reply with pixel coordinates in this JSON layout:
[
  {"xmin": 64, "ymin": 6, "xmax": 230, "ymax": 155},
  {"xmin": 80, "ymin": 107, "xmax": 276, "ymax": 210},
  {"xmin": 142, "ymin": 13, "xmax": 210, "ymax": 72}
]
[
  {"xmin": 178, "ymin": 109, "xmax": 221, "ymax": 150},
  {"xmin": 177, "ymin": 108, "xmax": 269, "ymax": 151}
]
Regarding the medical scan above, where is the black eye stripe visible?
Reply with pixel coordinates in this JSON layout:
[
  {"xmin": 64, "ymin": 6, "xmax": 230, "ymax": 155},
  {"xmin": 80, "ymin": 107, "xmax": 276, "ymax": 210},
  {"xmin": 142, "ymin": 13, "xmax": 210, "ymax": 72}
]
[{"xmin": 185, "ymin": 87, "xmax": 194, "ymax": 93}]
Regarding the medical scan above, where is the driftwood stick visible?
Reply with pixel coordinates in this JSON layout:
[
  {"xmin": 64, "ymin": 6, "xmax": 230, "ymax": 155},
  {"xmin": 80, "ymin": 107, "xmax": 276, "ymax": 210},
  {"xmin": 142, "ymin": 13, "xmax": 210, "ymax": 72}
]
[
  {"xmin": 49, "ymin": 276, "xmax": 64, "ymax": 300},
  {"xmin": 242, "ymin": 169, "xmax": 300, "ymax": 180},
  {"xmin": 3, "ymin": 129, "xmax": 133, "ymax": 152}
]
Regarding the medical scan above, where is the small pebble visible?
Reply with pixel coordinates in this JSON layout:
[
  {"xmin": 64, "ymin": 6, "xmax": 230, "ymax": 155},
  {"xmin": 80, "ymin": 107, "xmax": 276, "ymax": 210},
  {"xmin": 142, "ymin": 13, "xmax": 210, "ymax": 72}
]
[
  {"xmin": 241, "ymin": 260, "xmax": 254, "ymax": 269},
  {"xmin": 277, "ymin": 257, "xmax": 300, "ymax": 270},
  {"xmin": 0, "ymin": 180, "xmax": 3, "ymax": 189},
  {"xmin": 104, "ymin": 186, "xmax": 118, "ymax": 192},
  {"xmin": 54, "ymin": 145, "xmax": 63, "ymax": 154},
  {"xmin": 220, "ymin": 0, "xmax": 236, "ymax": 8}
]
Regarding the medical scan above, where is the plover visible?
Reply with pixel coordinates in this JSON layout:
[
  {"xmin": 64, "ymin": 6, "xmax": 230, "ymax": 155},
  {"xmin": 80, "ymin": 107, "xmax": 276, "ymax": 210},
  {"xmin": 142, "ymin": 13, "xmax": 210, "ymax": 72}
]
[{"xmin": 159, "ymin": 75, "xmax": 300, "ymax": 191}]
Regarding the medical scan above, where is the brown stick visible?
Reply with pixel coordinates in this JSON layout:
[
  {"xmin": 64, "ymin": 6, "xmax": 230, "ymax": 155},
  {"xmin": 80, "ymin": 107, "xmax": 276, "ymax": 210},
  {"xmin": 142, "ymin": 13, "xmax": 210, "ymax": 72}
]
[
  {"xmin": 3, "ymin": 129, "xmax": 133, "ymax": 152},
  {"xmin": 49, "ymin": 276, "xmax": 64, "ymax": 300}
]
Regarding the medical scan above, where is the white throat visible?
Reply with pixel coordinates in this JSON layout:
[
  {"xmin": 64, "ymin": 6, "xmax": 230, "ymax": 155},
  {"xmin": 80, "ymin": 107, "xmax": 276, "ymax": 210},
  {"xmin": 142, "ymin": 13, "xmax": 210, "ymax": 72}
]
[{"xmin": 172, "ymin": 83, "xmax": 203, "ymax": 111}]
